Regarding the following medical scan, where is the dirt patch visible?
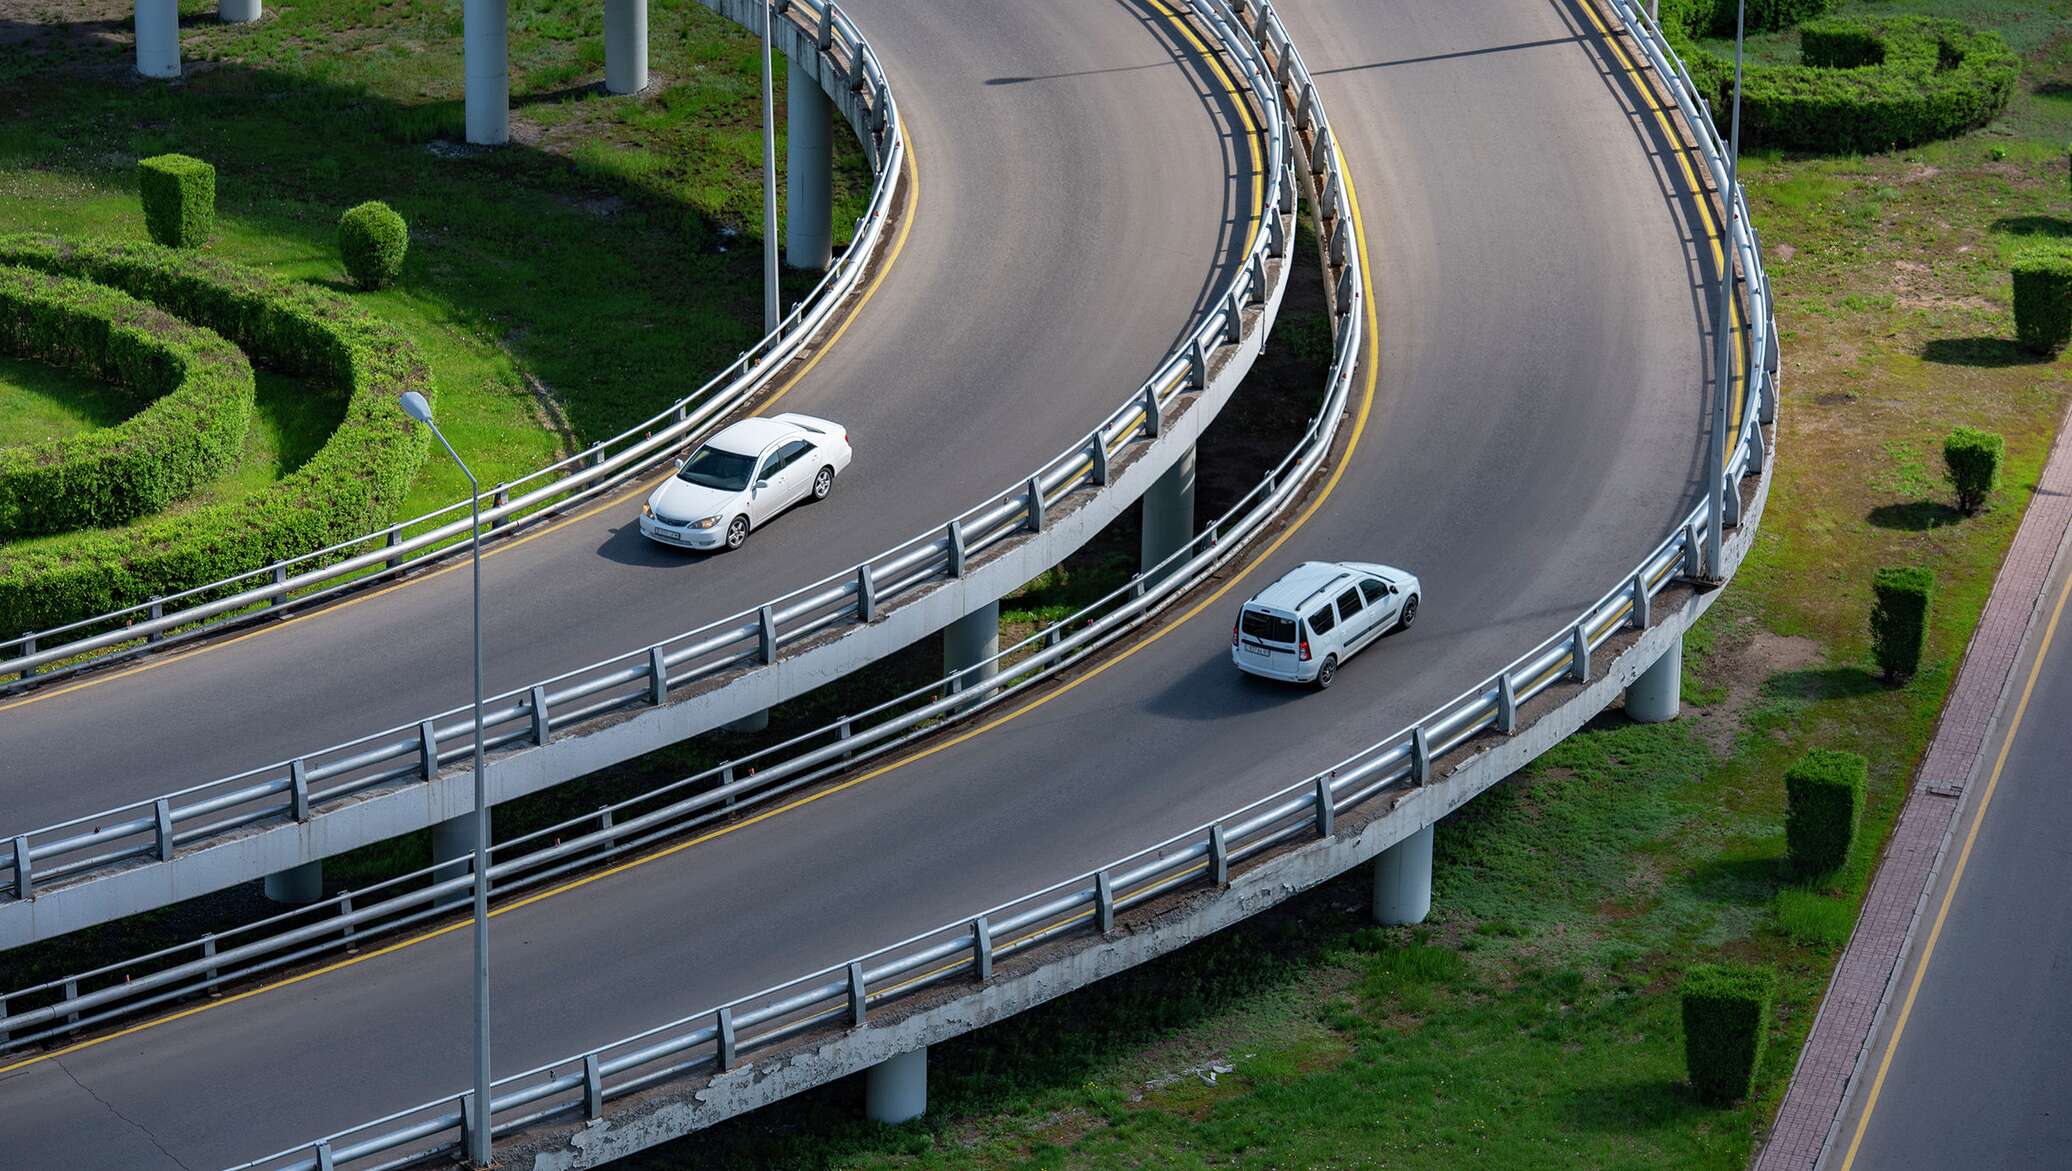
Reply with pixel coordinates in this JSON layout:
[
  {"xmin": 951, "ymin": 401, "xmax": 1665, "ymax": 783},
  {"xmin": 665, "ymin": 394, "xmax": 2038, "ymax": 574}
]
[{"xmin": 1689, "ymin": 617, "xmax": 1821, "ymax": 757}]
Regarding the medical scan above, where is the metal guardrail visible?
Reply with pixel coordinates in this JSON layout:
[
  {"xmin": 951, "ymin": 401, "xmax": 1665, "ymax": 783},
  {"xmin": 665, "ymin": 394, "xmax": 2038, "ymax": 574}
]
[
  {"xmin": 0, "ymin": 0, "xmax": 1299, "ymax": 904},
  {"xmin": 0, "ymin": 0, "xmax": 898, "ymax": 688},
  {"xmin": 198, "ymin": 1, "xmax": 1775, "ymax": 1166}
]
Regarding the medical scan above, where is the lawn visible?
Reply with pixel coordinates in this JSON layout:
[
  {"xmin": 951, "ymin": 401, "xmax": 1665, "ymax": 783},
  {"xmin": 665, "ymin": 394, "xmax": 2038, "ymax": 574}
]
[{"xmin": 0, "ymin": 0, "xmax": 869, "ymax": 520}]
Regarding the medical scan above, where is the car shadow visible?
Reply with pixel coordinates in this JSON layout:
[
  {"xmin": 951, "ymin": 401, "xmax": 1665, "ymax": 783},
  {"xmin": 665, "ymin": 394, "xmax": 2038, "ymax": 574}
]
[
  {"xmin": 1140, "ymin": 642, "xmax": 1316, "ymax": 722},
  {"xmin": 594, "ymin": 517, "xmax": 714, "ymax": 567}
]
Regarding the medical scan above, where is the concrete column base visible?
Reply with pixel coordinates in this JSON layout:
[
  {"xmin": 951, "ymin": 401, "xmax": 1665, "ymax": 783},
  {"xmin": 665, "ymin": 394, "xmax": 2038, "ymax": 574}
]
[
  {"xmin": 134, "ymin": 0, "xmax": 181, "ymax": 78},
  {"xmin": 1140, "ymin": 445, "xmax": 1197, "ymax": 585},
  {"xmin": 785, "ymin": 56, "xmax": 833, "ymax": 270},
  {"xmin": 725, "ymin": 708, "xmax": 770, "ymax": 734},
  {"xmin": 1625, "ymin": 631, "xmax": 1682, "ymax": 723},
  {"xmin": 604, "ymin": 0, "xmax": 647, "ymax": 95},
  {"xmin": 463, "ymin": 0, "xmax": 509, "ymax": 145},
  {"xmin": 943, "ymin": 601, "xmax": 1000, "ymax": 697},
  {"xmin": 219, "ymin": 0, "xmax": 260, "ymax": 22},
  {"xmin": 432, "ymin": 812, "xmax": 488, "ymax": 910},
  {"xmin": 1372, "ymin": 824, "xmax": 1433, "ymax": 926},
  {"xmin": 865, "ymin": 1046, "xmax": 926, "ymax": 1124},
  {"xmin": 262, "ymin": 860, "xmax": 322, "ymax": 905}
]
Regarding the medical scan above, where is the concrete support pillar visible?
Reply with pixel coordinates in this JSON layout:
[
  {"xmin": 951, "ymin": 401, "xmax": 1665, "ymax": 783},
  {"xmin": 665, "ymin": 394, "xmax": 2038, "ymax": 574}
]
[
  {"xmin": 785, "ymin": 57, "xmax": 833, "ymax": 270},
  {"xmin": 943, "ymin": 600, "xmax": 1000, "ymax": 696},
  {"xmin": 218, "ymin": 0, "xmax": 260, "ymax": 22},
  {"xmin": 1625, "ymin": 632, "xmax": 1682, "ymax": 724},
  {"xmin": 463, "ymin": 0, "xmax": 509, "ymax": 146},
  {"xmin": 604, "ymin": 0, "xmax": 648, "ymax": 95},
  {"xmin": 1372, "ymin": 824, "xmax": 1434, "ymax": 926},
  {"xmin": 432, "ymin": 812, "xmax": 487, "ymax": 910},
  {"xmin": 1140, "ymin": 445, "xmax": 1197, "ymax": 584},
  {"xmin": 865, "ymin": 1047, "xmax": 927, "ymax": 1124},
  {"xmin": 134, "ymin": 0, "xmax": 180, "ymax": 79},
  {"xmin": 726, "ymin": 709, "xmax": 770, "ymax": 733},
  {"xmin": 263, "ymin": 860, "xmax": 322, "ymax": 905}
]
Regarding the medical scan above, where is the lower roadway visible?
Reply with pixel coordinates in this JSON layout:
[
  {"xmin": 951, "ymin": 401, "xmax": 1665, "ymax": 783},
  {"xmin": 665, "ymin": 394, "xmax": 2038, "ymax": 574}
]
[{"xmin": 0, "ymin": 1, "xmax": 1731, "ymax": 1165}]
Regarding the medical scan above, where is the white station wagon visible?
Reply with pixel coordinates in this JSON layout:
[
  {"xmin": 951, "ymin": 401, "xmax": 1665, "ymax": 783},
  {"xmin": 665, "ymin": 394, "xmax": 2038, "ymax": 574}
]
[
  {"xmin": 640, "ymin": 413, "xmax": 852, "ymax": 551},
  {"xmin": 1231, "ymin": 560, "xmax": 1420, "ymax": 688}
]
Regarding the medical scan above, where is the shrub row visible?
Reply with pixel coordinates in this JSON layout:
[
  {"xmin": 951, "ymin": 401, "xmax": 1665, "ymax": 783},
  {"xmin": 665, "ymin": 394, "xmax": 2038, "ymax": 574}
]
[
  {"xmin": 0, "ymin": 234, "xmax": 432, "ymax": 639},
  {"xmin": 1784, "ymin": 749, "xmax": 1866, "ymax": 877},
  {"xmin": 0, "ymin": 267, "xmax": 254, "ymax": 537}
]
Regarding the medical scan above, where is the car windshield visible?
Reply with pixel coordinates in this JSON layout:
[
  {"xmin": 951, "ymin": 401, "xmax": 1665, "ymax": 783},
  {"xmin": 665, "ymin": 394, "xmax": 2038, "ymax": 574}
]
[{"xmin": 676, "ymin": 445, "xmax": 757, "ymax": 492}]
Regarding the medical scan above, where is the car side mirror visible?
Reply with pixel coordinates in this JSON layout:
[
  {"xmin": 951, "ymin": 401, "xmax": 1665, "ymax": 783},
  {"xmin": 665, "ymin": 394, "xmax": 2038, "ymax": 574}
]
[
  {"xmin": 754, "ymin": 479, "xmax": 769, "ymax": 492},
  {"xmin": 674, "ymin": 457, "xmax": 686, "ymax": 470}
]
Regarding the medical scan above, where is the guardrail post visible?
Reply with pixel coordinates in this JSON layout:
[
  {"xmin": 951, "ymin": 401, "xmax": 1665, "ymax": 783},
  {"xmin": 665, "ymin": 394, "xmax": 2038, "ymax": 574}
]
[
  {"xmin": 717, "ymin": 1006, "xmax": 738, "ymax": 1070},
  {"xmin": 420, "ymin": 720, "xmax": 441, "ymax": 780},
  {"xmin": 817, "ymin": 0, "xmax": 834, "ymax": 48},
  {"xmin": 1187, "ymin": 337, "xmax": 1207, "ymax": 393},
  {"xmin": 838, "ymin": 717, "xmax": 854, "ymax": 760},
  {"xmin": 972, "ymin": 915, "xmax": 993, "ymax": 981},
  {"xmin": 1333, "ymin": 264, "xmax": 1356, "ymax": 316},
  {"xmin": 1026, "ymin": 476, "xmax": 1045, "ymax": 533},
  {"xmin": 1313, "ymin": 124, "xmax": 1334, "ymax": 174},
  {"xmin": 270, "ymin": 564, "xmax": 288, "ymax": 608},
  {"xmin": 529, "ymin": 684, "xmax": 551, "ymax": 746},
  {"xmin": 1247, "ymin": 253, "xmax": 1268, "ymax": 307},
  {"xmin": 1, "ymin": 994, "xmax": 9, "ymax": 1045},
  {"xmin": 848, "ymin": 960, "xmax": 868, "ymax": 1027},
  {"xmin": 597, "ymin": 805, "xmax": 616, "ymax": 852},
  {"xmin": 1266, "ymin": 205, "xmax": 1286, "ymax": 259},
  {"xmin": 855, "ymin": 563, "xmax": 877, "ymax": 623},
  {"xmin": 15, "ymin": 634, "xmax": 31, "ymax": 678},
  {"xmin": 1314, "ymin": 774, "xmax": 1334, "ymax": 837},
  {"xmin": 491, "ymin": 484, "xmax": 510, "ymax": 530},
  {"xmin": 1090, "ymin": 433, "xmax": 1110, "ymax": 485},
  {"xmin": 385, "ymin": 525, "xmax": 403, "ymax": 570},
  {"xmin": 1327, "ymin": 216, "xmax": 1350, "ymax": 268},
  {"xmin": 154, "ymin": 798, "xmax": 175, "ymax": 861},
  {"xmin": 1096, "ymin": 870, "xmax": 1116, "ymax": 934},
  {"xmin": 1683, "ymin": 520, "xmax": 1705, "ymax": 580},
  {"xmin": 340, "ymin": 890, "xmax": 357, "ymax": 951},
  {"xmin": 315, "ymin": 1140, "xmax": 336, "ymax": 1171},
  {"xmin": 1723, "ymin": 471, "xmax": 1744, "ymax": 527},
  {"xmin": 945, "ymin": 521, "xmax": 966, "ymax": 577},
  {"xmin": 461, "ymin": 1092, "xmax": 481, "ymax": 1162},
  {"xmin": 11, "ymin": 837, "xmax": 31, "ymax": 899},
  {"xmin": 289, "ymin": 758, "xmax": 311, "ymax": 821},
  {"xmin": 1745, "ymin": 421, "xmax": 1765, "ymax": 474},
  {"xmin": 1497, "ymin": 672, "xmax": 1519, "ymax": 735},
  {"xmin": 1570, "ymin": 623, "xmax": 1590, "ymax": 682},
  {"xmin": 649, "ymin": 646, "xmax": 668, "ymax": 705},
  {"xmin": 202, "ymin": 933, "xmax": 220, "ymax": 990},
  {"xmin": 1630, "ymin": 571, "xmax": 1650, "ymax": 630},
  {"xmin": 580, "ymin": 1052, "xmax": 604, "ymax": 1120},
  {"xmin": 147, "ymin": 598, "xmax": 164, "ymax": 643},
  {"xmin": 758, "ymin": 605, "xmax": 778, "ymax": 664},
  {"xmin": 1224, "ymin": 287, "xmax": 1244, "ymax": 343},
  {"xmin": 1209, "ymin": 824, "xmax": 1229, "ymax": 886},
  {"xmin": 1411, "ymin": 726, "xmax": 1431, "ymax": 786},
  {"xmin": 1143, "ymin": 382, "xmax": 1165, "ymax": 438},
  {"xmin": 63, "ymin": 979, "xmax": 79, "ymax": 1032},
  {"xmin": 1294, "ymin": 82, "xmax": 1316, "ymax": 132}
]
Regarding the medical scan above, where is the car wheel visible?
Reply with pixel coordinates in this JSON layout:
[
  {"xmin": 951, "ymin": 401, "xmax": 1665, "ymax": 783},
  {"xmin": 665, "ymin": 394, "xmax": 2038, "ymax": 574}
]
[
  {"xmin": 811, "ymin": 465, "xmax": 834, "ymax": 501},
  {"xmin": 1396, "ymin": 594, "xmax": 1418, "ymax": 631},
  {"xmin": 724, "ymin": 515, "xmax": 750, "ymax": 550},
  {"xmin": 1314, "ymin": 654, "xmax": 1338, "ymax": 690}
]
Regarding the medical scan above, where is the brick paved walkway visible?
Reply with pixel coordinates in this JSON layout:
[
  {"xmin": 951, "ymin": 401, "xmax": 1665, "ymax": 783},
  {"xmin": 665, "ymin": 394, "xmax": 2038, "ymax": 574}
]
[{"xmin": 1755, "ymin": 406, "xmax": 2072, "ymax": 1171}]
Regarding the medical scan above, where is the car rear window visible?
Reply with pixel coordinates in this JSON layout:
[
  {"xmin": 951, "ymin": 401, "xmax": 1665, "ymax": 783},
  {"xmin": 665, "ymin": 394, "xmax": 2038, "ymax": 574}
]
[
  {"xmin": 1307, "ymin": 605, "xmax": 1337, "ymax": 636},
  {"xmin": 1240, "ymin": 608, "xmax": 1297, "ymax": 644}
]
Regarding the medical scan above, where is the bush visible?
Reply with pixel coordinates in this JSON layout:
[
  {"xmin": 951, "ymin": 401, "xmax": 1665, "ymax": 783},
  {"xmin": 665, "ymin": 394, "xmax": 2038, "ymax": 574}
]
[
  {"xmin": 1870, "ymin": 565, "xmax": 1934, "ymax": 682},
  {"xmin": 339, "ymin": 201, "xmax": 409, "ymax": 290},
  {"xmin": 136, "ymin": 154, "xmax": 216, "ymax": 249},
  {"xmin": 1784, "ymin": 749, "xmax": 1867, "ymax": 877},
  {"xmin": 0, "ymin": 267, "xmax": 254, "ymax": 536},
  {"xmin": 0, "ymin": 234, "xmax": 432, "ymax": 637},
  {"xmin": 2013, "ymin": 250, "xmax": 2072, "ymax": 356},
  {"xmin": 1681, "ymin": 963, "xmax": 1776, "ymax": 1104},
  {"xmin": 1943, "ymin": 426, "xmax": 2004, "ymax": 514}
]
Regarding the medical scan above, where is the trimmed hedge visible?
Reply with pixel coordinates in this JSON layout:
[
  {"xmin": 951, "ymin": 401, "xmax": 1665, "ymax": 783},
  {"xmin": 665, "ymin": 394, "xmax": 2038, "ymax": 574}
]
[
  {"xmin": 137, "ymin": 154, "xmax": 216, "ymax": 249},
  {"xmin": 2013, "ymin": 249, "xmax": 2072, "ymax": 356},
  {"xmin": 1784, "ymin": 749, "xmax": 1867, "ymax": 877},
  {"xmin": 1943, "ymin": 426, "xmax": 2004, "ymax": 514},
  {"xmin": 339, "ymin": 201, "xmax": 409, "ymax": 290},
  {"xmin": 1681, "ymin": 963, "xmax": 1776, "ymax": 1104},
  {"xmin": 1870, "ymin": 565, "xmax": 1934, "ymax": 683},
  {"xmin": 0, "ymin": 267, "xmax": 254, "ymax": 537},
  {"xmin": 0, "ymin": 234, "xmax": 432, "ymax": 638}
]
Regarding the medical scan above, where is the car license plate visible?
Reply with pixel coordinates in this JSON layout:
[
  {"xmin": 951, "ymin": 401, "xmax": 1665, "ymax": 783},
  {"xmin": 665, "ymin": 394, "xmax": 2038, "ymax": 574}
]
[{"xmin": 1244, "ymin": 643, "xmax": 1266, "ymax": 656}]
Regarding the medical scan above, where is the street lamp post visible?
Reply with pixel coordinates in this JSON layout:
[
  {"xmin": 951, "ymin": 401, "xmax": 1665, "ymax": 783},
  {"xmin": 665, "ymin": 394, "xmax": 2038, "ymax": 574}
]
[
  {"xmin": 1706, "ymin": 0, "xmax": 1745, "ymax": 580},
  {"xmin": 761, "ymin": 0, "xmax": 781, "ymax": 333},
  {"xmin": 398, "ymin": 390, "xmax": 493, "ymax": 1168}
]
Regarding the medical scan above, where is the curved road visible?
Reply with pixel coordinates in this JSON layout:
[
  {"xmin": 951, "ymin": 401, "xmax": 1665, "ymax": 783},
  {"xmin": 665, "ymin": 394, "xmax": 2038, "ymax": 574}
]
[
  {"xmin": 0, "ymin": 0, "xmax": 1259, "ymax": 839},
  {"xmin": 0, "ymin": 0, "xmax": 1727, "ymax": 1166}
]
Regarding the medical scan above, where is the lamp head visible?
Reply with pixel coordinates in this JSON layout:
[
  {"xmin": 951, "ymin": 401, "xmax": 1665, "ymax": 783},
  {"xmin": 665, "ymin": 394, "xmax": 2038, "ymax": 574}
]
[{"xmin": 398, "ymin": 390, "xmax": 433, "ymax": 425}]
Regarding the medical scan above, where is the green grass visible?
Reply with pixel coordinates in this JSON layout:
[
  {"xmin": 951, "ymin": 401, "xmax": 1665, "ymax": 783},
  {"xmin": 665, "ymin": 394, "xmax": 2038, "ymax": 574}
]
[
  {"xmin": 0, "ymin": 0, "xmax": 868, "ymax": 524},
  {"xmin": 0, "ymin": 354, "xmax": 145, "ymax": 446}
]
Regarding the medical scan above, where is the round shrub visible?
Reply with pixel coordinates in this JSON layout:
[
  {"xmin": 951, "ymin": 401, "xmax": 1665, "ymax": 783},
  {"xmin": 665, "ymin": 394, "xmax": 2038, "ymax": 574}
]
[
  {"xmin": 0, "ymin": 234, "xmax": 432, "ymax": 638},
  {"xmin": 338, "ymin": 201, "xmax": 409, "ymax": 290},
  {"xmin": 0, "ymin": 267, "xmax": 254, "ymax": 536},
  {"xmin": 1943, "ymin": 425, "xmax": 2004, "ymax": 514}
]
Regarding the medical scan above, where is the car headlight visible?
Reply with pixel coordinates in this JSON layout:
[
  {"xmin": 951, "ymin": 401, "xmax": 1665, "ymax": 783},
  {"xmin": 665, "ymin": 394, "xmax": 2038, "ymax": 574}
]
[
  {"xmin": 690, "ymin": 515, "xmax": 722, "ymax": 530},
  {"xmin": 642, "ymin": 502, "xmax": 654, "ymax": 518}
]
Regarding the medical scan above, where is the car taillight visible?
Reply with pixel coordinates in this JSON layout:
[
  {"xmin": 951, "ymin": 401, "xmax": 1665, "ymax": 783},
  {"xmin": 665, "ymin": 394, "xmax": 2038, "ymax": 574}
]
[
  {"xmin": 1232, "ymin": 619, "xmax": 1240, "ymax": 647},
  {"xmin": 1299, "ymin": 638, "xmax": 1312, "ymax": 661}
]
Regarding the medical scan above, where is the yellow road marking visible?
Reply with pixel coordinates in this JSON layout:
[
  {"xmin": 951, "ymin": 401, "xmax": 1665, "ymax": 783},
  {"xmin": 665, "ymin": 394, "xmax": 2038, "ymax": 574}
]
[
  {"xmin": 1838, "ymin": 562, "xmax": 2072, "ymax": 1168},
  {"xmin": 0, "ymin": 141, "xmax": 922, "ymax": 717},
  {"xmin": 1146, "ymin": 0, "xmax": 1267, "ymax": 256},
  {"xmin": 0, "ymin": 107, "xmax": 1380, "ymax": 1076}
]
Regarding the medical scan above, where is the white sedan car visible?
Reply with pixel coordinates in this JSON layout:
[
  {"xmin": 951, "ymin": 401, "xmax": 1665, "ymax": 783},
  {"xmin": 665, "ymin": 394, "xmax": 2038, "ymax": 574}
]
[{"xmin": 640, "ymin": 413, "xmax": 852, "ymax": 551}]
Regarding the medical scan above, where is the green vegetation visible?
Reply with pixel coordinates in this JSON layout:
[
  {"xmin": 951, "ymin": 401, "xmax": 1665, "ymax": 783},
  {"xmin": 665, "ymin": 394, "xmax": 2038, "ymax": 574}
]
[
  {"xmin": 0, "ymin": 235, "xmax": 430, "ymax": 636},
  {"xmin": 2013, "ymin": 247, "xmax": 2072, "ymax": 353},
  {"xmin": 1944, "ymin": 424, "xmax": 2005, "ymax": 512},
  {"xmin": 0, "ymin": 355, "xmax": 141, "ymax": 448},
  {"xmin": 1783, "ymin": 749, "xmax": 1868, "ymax": 876},
  {"xmin": 338, "ymin": 200, "xmax": 410, "ymax": 290},
  {"xmin": 1681, "ymin": 963, "xmax": 1779, "ymax": 1104},
  {"xmin": 0, "ymin": 266, "xmax": 254, "ymax": 536},
  {"xmin": 1870, "ymin": 565, "xmax": 1934, "ymax": 682},
  {"xmin": 136, "ymin": 153, "xmax": 216, "ymax": 249}
]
